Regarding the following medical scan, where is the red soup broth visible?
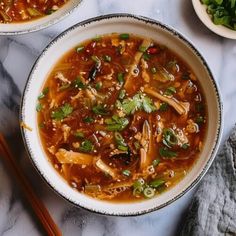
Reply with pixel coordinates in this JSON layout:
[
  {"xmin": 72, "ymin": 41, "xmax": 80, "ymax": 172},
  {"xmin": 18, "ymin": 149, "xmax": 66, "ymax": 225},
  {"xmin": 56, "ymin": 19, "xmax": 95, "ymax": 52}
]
[
  {"xmin": 37, "ymin": 33, "xmax": 207, "ymax": 202},
  {"xmin": 0, "ymin": 0, "xmax": 68, "ymax": 23}
]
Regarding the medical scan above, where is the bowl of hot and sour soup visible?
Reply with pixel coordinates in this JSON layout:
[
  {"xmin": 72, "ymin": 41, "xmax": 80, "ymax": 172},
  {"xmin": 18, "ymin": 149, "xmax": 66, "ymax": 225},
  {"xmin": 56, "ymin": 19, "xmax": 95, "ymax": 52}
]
[
  {"xmin": 20, "ymin": 14, "xmax": 223, "ymax": 216},
  {"xmin": 0, "ymin": 0, "xmax": 83, "ymax": 35}
]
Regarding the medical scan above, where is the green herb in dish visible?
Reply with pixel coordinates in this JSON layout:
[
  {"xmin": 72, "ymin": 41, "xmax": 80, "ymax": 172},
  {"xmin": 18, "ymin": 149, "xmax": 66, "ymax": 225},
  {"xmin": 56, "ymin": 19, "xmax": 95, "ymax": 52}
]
[{"xmin": 201, "ymin": 0, "xmax": 236, "ymax": 30}]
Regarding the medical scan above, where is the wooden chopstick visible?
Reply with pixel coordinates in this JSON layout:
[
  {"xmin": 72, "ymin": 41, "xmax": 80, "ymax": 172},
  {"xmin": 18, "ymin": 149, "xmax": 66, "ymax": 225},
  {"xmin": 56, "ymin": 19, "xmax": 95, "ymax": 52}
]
[{"xmin": 0, "ymin": 134, "xmax": 62, "ymax": 236}]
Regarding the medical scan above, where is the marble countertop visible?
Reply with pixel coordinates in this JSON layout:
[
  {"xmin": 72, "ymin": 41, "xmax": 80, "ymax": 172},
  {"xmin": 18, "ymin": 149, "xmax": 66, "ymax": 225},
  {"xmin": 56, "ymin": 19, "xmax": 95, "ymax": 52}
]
[{"xmin": 0, "ymin": 0, "xmax": 236, "ymax": 235}]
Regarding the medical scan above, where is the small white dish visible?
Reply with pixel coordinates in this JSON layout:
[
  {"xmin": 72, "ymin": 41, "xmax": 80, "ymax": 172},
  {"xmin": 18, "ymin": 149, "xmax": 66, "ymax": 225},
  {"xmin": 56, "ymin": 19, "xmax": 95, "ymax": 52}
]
[
  {"xmin": 192, "ymin": 0, "xmax": 236, "ymax": 39},
  {"xmin": 20, "ymin": 14, "xmax": 223, "ymax": 216},
  {"xmin": 0, "ymin": 0, "xmax": 83, "ymax": 35}
]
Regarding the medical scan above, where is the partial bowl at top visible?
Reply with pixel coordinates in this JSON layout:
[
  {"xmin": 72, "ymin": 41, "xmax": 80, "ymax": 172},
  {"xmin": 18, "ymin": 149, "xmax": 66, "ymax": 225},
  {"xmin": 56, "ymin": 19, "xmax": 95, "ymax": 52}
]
[
  {"xmin": 192, "ymin": 0, "xmax": 236, "ymax": 39},
  {"xmin": 0, "ymin": 0, "xmax": 83, "ymax": 35},
  {"xmin": 20, "ymin": 14, "xmax": 223, "ymax": 216}
]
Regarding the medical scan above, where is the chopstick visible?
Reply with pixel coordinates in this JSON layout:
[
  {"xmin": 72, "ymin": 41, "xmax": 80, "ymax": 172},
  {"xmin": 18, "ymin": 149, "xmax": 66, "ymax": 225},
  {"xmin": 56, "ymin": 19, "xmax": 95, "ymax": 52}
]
[{"xmin": 0, "ymin": 134, "xmax": 62, "ymax": 236}]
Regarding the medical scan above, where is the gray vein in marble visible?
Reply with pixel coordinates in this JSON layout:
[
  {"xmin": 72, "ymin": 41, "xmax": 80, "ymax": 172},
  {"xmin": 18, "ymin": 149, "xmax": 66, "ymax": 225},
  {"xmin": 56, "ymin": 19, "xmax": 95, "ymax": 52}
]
[{"xmin": 0, "ymin": 61, "xmax": 21, "ymax": 136}]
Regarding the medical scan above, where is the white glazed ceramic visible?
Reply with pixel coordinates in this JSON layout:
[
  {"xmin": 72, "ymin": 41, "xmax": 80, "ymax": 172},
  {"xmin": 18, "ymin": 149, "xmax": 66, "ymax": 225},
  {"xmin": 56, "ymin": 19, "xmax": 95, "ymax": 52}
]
[
  {"xmin": 192, "ymin": 0, "xmax": 236, "ymax": 39},
  {"xmin": 0, "ymin": 0, "xmax": 83, "ymax": 35},
  {"xmin": 20, "ymin": 14, "xmax": 223, "ymax": 216}
]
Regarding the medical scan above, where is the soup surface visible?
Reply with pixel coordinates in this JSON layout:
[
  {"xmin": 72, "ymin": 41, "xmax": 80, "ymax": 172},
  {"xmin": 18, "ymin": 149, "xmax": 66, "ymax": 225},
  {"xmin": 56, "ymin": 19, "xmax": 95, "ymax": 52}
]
[
  {"xmin": 0, "ymin": 0, "xmax": 68, "ymax": 23},
  {"xmin": 37, "ymin": 33, "xmax": 207, "ymax": 201}
]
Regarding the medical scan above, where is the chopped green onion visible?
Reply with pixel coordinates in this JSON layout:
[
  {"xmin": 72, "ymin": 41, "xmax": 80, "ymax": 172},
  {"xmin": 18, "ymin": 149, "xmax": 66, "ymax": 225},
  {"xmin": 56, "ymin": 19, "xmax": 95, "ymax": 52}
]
[
  {"xmin": 79, "ymin": 140, "xmax": 94, "ymax": 153},
  {"xmin": 138, "ymin": 45, "xmax": 148, "ymax": 53},
  {"xmin": 59, "ymin": 84, "xmax": 70, "ymax": 91},
  {"xmin": 134, "ymin": 141, "xmax": 140, "ymax": 150},
  {"xmin": 152, "ymin": 159, "xmax": 160, "ymax": 167},
  {"xmin": 114, "ymin": 132, "xmax": 128, "ymax": 151},
  {"xmin": 143, "ymin": 187, "xmax": 155, "ymax": 198},
  {"xmin": 117, "ymin": 73, "xmax": 124, "ymax": 84},
  {"xmin": 119, "ymin": 89, "xmax": 126, "ymax": 99},
  {"xmin": 133, "ymin": 179, "xmax": 145, "ymax": 196},
  {"xmin": 159, "ymin": 147, "xmax": 177, "ymax": 158},
  {"xmin": 91, "ymin": 55, "xmax": 100, "ymax": 63},
  {"xmin": 164, "ymin": 87, "xmax": 176, "ymax": 96},
  {"xmin": 149, "ymin": 179, "xmax": 165, "ymax": 188},
  {"xmin": 122, "ymin": 169, "xmax": 131, "ymax": 177},
  {"xmin": 38, "ymin": 122, "xmax": 45, "ymax": 129},
  {"xmin": 73, "ymin": 77, "xmax": 85, "ymax": 89},
  {"xmin": 142, "ymin": 52, "xmax": 151, "ymax": 61},
  {"xmin": 76, "ymin": 46, "xmax": 84, "ymax": 53},
  {"xmin": 119, "ymin": 33, "xmax": 129, "ymax": 40},
  {"xmin": 92, "ymin": 104, "xmax": 109, "ymax": 116},
  {"xmin": 38, "ymin": 87, "xmax": 49, "ymax": 100},
  {"xmin": 196, "ymin": 116, "xmax": 204, "ymax": 124},
  {"xmin": 196, "ymin": 103, "xmax": 204, "ymax": 112},
  {"xmin": 162, "ymin": 128, "xmax": 178, "ymax": 147},
  {"xmin": 95, "ymin": 82, "xmax": 102, "ymax": 90},
  {"xmin": 182, "ymin": 72, "xmax": 190, "ymax": 80},
  {"xmin": 151, "ymin": 67, "xmax": 157, "ymax": 74},
  {"xmin": 74, "ymin": 131, "xmax": 84, "ymax": 138},
  {"xmin": 83, "ymin": 117, "xmax": 94, "ymax": 123},
  {"xmin": 46, "ymin": 9, "xmax": 56, "ymax": 15},
  {"xmin": 93, "ymin": 35, "xmax": 101, "ymax": 42},
  {"xmin": 27, "ymin": 7, "xmax": 42, "ymax": 16},
  {"xmin": 105, "ymin": 116, "xmax": 129, "ymax": 131},
  {"xmin": 182, "ymin": 143, "xmax": 189, "ymax": 150},
  {"xmin": 159, "ymin": 103, "xmax": 168, "ymax": 111},
  {"xmin": 103, "ymin": 55, "xmax": 111, "ymax": 62},
  {"xmin": 118, "ymin": 145, "xmax": 128, "ymax": 151}
]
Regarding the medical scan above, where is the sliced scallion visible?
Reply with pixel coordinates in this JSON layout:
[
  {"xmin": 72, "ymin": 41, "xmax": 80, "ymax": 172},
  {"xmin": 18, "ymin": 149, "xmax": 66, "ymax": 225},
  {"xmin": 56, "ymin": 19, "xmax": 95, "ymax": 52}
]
[
  {"xmin": 119, "ymin": 33, "xmax": 129, "ymax": 40},
  {"xmin": 143, "ymin": 187, "xmax": 155, "ymax": 198}
]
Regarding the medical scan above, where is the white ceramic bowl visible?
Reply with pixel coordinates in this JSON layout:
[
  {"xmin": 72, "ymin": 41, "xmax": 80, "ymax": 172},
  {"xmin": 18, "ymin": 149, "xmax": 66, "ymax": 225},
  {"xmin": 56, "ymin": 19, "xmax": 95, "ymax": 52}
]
[
  {"xmin": 192, "ymin": 0, "xmax": 236, "ymax": 39},
  {"xmin": 0, "ymin": 0, "xmax": 83, "ymax": 35},
  {"xmin": 20, "ymin": 14, "xmax": 223, "ymax": 216}
]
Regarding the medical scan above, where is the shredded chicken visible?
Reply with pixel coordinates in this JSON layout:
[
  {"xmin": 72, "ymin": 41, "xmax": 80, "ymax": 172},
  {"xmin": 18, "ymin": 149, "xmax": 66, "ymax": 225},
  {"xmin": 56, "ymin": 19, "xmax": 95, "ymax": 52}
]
[
  {"xmin": 141, "ymin": 58, "xmax": 150, "ymax": 82},
  {"xmin": 156, "ymin": 120, "xmax": 164, "ymax": 143},
  {"xmin": 144, "ymin": 87, "xmax": 189, "ymax": 115},
  {"xmin": 95, "ymin": 159, "xmax": 117, "ymax": 178},
  {"xmin": 71, "ymin": 90, "xmax": 83, "ymax": 100},
  {"xmin": 186, "ymin": 119, "xmax": 199, "ymax": 133},
  {"xmin": 61, "ymin": 124, "xmax": 71, "ymax": 142},
  {"xmin": 175, "ymin": 129, "xmax": 189, "ymax": 146},
  {"xmin": 48, "ymin": 146, "xmax": 56, "ymax": 155},
  {"xmin": 20, "ymin": 121, "xmax": 32, "ymax": 131},
  {"xmin": 55, "ymin": 72, "xmax": 71, "ymax": 84},
  {"xmin": 55, "ymin": 148, "xmax": 94, "ymax": 165}
]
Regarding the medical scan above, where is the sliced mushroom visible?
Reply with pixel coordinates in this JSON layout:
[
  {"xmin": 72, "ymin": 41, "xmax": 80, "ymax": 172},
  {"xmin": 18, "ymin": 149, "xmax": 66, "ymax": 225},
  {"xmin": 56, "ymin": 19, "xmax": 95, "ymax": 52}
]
[{"xmin": 139, "ymin": 120, "xmax": 156, "ymax": 170}]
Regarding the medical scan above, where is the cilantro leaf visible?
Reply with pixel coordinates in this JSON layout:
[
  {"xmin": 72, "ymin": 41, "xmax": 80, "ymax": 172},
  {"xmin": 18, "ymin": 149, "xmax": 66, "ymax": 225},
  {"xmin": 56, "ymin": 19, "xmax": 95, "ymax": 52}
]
[
  {"xmin": 117, "ymin": 93, "xmax": 156, "ymax": 115},
  {"xmin": 92, "ymin": 104, "xmax": 109, "ymax": 115},
  {"xmin": 159, "ymin": 147, "xmax": 177, "ymax": 158},
  {"xmin": 142, "ymin": 96, "xmax": 157, "ymax": 113},
  {"xmin": 38, "ymin": 87, "xmax": 49, "ymax": 100},
  {"xmin": 105, "ymin": 115, "xmax": 129, "ymax": 131},
  {"xmin": 51, "ymin": 103, "xmax": 73, "ymax": 120},
  {"xmin": 79, "ymin": 140, "xmax": 94, "ymax": 152}
]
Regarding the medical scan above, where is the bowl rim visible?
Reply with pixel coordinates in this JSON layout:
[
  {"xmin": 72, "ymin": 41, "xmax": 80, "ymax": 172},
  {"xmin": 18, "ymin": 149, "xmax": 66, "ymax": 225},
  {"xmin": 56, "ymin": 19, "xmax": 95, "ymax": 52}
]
[
  {"xmin": 192, "ymin": 0, "xmax": 236, "ymax": 39},
  {"xmin": 0, "ymin": 0, "xmax": 84, "ymax": 35},
  {"xmin": 20, "ymin": 13, "xmax": 223, "ymax": 216}
]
